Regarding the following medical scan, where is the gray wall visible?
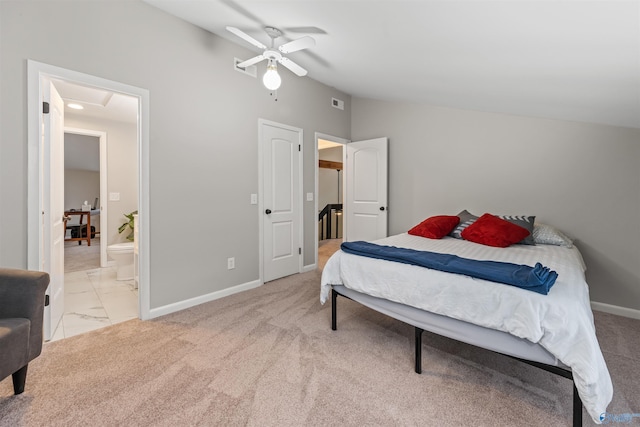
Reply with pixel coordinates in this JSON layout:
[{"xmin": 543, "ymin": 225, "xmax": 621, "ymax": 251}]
[
  {"xmin": 0, "ymin": 1, "xmax": 350, "ymax": 308},
  {"xmin": 351, "ymin": 97, "xmax": 640, "ymax": 311},
  {"xmin": 64, "ymin": 133, "xmax": 99, "ymax": 172}
]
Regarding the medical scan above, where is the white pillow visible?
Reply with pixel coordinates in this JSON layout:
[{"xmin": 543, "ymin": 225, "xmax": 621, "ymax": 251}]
[{"xmin": 532, "ymin": 223, "xmax": 573, "ymax": 248}]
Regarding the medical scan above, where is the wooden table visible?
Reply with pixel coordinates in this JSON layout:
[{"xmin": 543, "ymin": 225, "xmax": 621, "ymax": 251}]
[{"xmin": 64, "ymin": 210, "xmax": 92, "ymax": 246}]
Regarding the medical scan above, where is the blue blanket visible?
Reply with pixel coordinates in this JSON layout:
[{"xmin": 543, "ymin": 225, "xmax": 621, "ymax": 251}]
[{"xmin": 340, "ymin": 241, "xmax": 557, "ymax": 295}]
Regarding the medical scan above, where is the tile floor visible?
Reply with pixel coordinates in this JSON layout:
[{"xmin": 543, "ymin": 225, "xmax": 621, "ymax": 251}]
[{"xmin": 50, "ymin": 266, "xmax": 138, "ymax": 342}]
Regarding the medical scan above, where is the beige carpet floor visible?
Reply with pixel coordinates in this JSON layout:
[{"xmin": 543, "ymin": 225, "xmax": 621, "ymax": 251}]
[{"xmin": 1, "ymin": 246, "xmax": 638, "ymax": 426}]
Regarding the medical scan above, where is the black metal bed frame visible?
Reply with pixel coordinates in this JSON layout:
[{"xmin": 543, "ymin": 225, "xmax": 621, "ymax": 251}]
[{"xmin": 331, "ymin": 288, "xmax": 583, "ymax": 427}]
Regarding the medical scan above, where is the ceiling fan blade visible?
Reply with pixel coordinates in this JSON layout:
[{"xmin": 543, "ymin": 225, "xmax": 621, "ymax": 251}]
[
  {"xmin": 226, "ymin": 26, "xmax": 266, "ymax": 50},
  {"xmin": 278, "ymin": 36, "xmax": 315, "ymax": 54},
  {"xmin": 237, "ymin": 55, "xmax": 266, "ymax": 68},
  {"xmin": 278, "ymin": 57, "xmax": 308, "ymax": 77}
]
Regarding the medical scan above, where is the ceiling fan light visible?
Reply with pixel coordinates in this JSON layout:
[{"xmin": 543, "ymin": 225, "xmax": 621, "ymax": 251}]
[{"xmin": 263, "ymin": 61, "xmax": 281, "ymax": 91}]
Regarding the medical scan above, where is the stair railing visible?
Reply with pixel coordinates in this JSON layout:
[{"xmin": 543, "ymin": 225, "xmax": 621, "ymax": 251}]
[{"xmin": 319, "ymin": 203, "xmax": 343, "ymax": 240}]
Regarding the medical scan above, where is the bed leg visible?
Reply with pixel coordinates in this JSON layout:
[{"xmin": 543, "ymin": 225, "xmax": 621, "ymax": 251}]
[
  {"xmin": 415, "ymin": 327, "xmax": 423, "ymax": 374},
  {"xmin": 573, "ymin": 382, "xmax": 582, "ymax": 427},
  {"xmin": 331, "ymin": 289, "xmax": 337, "ymax": 331}
]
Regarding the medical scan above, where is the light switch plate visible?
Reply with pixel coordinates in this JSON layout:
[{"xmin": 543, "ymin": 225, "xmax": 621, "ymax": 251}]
[
  {"xmin": 306, "ymin": 192, "xmax": 313, "ymax": 201},
  {"xmin": 109, "ymin": 192, "xmax": 120, "ymax": 201},
  {"xmin": 250, "ymin": 194, "xmax": 258, "ymax": 205}
]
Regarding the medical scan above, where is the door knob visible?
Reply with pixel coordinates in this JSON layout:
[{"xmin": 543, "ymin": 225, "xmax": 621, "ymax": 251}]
[
  {"xmin": 265, "ymin": 209, "xmax": 272, "ymax": 215},
  {"xmin": 379, "ymin": 206, "xmax": 385, "ymax": 211}
]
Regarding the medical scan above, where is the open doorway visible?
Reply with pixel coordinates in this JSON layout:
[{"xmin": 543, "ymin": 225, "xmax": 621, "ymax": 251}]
[
  {"xmin": 27, "ymin": 60, "xmax": 150, "ymax": 341},
  {"xmin": 56, "ymin": 83, "xmax": 139, "ymax": 341},
  {"xmin": 315, "ymin": 133, "xmax": 349, "ymax": 269}
]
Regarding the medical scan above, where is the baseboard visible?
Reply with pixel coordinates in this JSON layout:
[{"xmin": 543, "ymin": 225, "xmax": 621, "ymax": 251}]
[
  {"xmin": 149, "ymin": 279, "xmax": 262, "ymax": 319},
  {"xmin": 591, "ymin": 301, "xmax": 640, "ymax": 320},
  {"xmin": 302, "ymin": 263, "xmax": 317, "ymax": 273}
]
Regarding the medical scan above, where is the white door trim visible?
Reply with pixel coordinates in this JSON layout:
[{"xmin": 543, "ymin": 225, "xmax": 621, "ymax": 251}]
[
  {"xmin": 314, "ymin": 132, "xmax": 350, "ymax": 269},
  {"xmin": 64, "ymin": 126, "xmax": 108, "ymax": 268},
  {"xmin": 27, "ymin": 60, "xmax": 152, "ymax": 320},
  {"xmin": 258, "ymin": 119, "xmax": 303, "ymax": 283}
]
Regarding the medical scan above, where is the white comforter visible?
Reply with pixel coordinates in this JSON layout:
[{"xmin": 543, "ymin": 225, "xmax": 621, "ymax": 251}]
[{"xmin": 320, "ymin": 233, "xmax": 612, "ymax": 424}]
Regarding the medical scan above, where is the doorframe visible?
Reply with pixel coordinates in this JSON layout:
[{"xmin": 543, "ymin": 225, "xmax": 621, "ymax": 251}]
[
  {"xmin": 27, "ymin": 60, "xmax": 151, "ymax": 320},
  {"xmin": 64, "ymin": 127, "xmax": 108, "ymax": 268},
  {"xmin": 314, "ymin": 132, "xmax": 350, "ymax": 268},
  {"xmin": 258, "ymin": 119, "xmax": 304, "ymax": 283}
]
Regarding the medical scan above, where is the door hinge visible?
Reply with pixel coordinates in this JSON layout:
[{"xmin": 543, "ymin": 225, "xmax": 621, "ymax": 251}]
[
  {"xmin": 44, "ymin": 294, "xmax": 50, "ymax": 306},
  {"xmin": 298, "ymin": 144, "xmax": 301, "ymax": 152},
  {"xmin": 299, "ymin": 247, "xmax": 302, "ymax": 255},
  {"xmin": 43, "ymin": 102, "xmax": 50, "ymax": 114}
]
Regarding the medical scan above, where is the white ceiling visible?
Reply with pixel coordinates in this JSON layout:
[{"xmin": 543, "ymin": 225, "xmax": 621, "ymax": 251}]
[
  {"xmin": 51, "ymin": 80, "xmax": 136, "ymax": 172},
  {"xmin": 318, "ymin": 139, "xmax": 343, "ymax": 150},
  {"xmin": 144, "ymin": 0, "xmax": 640, "ymax": 129},
  {"xmin": 52, "ymin": 79, "xmax": 138, "ymax": 124}
]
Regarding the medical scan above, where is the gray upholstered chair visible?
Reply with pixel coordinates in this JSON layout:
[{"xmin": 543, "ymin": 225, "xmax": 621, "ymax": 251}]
[{"xmin": 0, "ymin": 268, "xmax": 50, "ymax": 395}]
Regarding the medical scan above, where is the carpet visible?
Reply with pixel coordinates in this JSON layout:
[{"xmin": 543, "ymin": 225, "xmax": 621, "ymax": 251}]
[
  {"xmin": 1, "ymin": 268, "xmax": 638, "ymax": 426},
  {"xmin": 318, "ymin": 239, "xmax": 341, "ymax": 270}
]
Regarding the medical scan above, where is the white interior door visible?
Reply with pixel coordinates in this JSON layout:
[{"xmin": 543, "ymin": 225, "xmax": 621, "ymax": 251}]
[
  {"xmin": 42, "ymin": 80, "xmax": 65, "ymax": 340},
  {"xmin": 344, "ymin": 137, "xmax": 388, "ymax": 242},
  {"xmin": 261, "ymin": 121, "xmax": 302, "ymax": 282}
]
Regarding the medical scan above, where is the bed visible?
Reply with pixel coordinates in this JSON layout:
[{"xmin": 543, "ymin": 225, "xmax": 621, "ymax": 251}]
[{"xmin": 320, "ymin": 231, "xmax": 612, "ymax": 425}]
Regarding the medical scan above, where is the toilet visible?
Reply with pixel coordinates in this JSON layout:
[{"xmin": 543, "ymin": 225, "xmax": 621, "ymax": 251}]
[{"xmin": 107, "ymin": 242, "xmax": 135, "ymax": 281}]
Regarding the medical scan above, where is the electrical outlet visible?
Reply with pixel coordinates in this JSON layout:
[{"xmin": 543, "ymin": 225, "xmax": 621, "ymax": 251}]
[{"xmin": 227, "ymin": 257, "xmax": 235, "ymax": 270}]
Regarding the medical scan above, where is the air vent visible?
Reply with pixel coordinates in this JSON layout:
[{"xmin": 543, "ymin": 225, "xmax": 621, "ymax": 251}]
[
  {"xmin": 331, "ymin": 97, "xmax": 344, "ymax": 110},
  {"xmin": 234, "ymin": 58, "xmax": 257, "ymax": 78}
]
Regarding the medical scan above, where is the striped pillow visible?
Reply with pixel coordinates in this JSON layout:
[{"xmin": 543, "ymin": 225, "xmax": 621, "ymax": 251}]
[{"xmin": 449, "ymin": 210, "xmax": 478, "ymax": 239}]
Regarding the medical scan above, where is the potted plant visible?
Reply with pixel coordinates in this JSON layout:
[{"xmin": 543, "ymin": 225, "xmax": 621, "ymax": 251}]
[{"xmin": 117, "ymin": 210, "xmax": 138, "ymax": 241}]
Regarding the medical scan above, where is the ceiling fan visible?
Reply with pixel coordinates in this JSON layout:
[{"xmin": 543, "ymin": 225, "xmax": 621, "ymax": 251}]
[{"xmin": 226, "ymin": 26, "xmax": 315, "ymax": 90}]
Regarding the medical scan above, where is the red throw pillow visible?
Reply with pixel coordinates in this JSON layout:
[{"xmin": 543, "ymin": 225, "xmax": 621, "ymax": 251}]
[
  {"xmin": 461, "ymin": 213, "xmax": 530, "ymax": 247},
  {"xmin": 408, "ymin": 215, "xmax": 460, "ymax": 239}
]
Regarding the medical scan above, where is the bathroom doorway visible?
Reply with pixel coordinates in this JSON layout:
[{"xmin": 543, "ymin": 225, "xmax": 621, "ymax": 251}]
[
  {"xmin": 56, "ymin": 85, "xmax": 139, "ymax": 341},
  {"xmin": 27, "ymin": 60, "xmax": 150, "ymax": 341},
  {"xmin": 60, "ymin": 122, "xmax": 137, "ymax": 340}
]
